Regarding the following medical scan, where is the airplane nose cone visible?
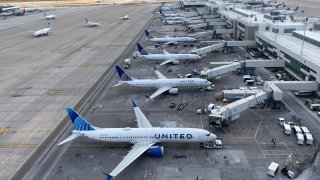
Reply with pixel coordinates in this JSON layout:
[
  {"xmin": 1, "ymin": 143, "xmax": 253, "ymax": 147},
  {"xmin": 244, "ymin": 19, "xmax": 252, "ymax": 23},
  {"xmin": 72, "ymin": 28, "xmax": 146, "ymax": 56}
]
[{"xmin": 211, "ymin": 134, "xmax": 217, "ymax": 139}]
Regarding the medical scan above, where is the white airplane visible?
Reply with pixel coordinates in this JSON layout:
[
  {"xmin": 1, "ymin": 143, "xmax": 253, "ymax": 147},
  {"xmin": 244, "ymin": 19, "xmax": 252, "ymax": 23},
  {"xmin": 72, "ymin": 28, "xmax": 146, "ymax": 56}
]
[
  {"xmin": 122, "ymin": 14, "xmax": 129, "ymax": 20},
  {"xmin": 58, "ymin": 100, "xmax": 216, "ymax": 180},
  {"xmin": 145, "ymin": 30, "xmax": 196, "ymax": 45},
  {"xmin": 114, "ymin": 65, "xmax": 212, "ymax": 100},
  {"xmin": 32, "ymin": 22, "xmax": 51, "ymax": 37},
  {"xmin": 164, "ymin": 20, "xmax": 184, "ymax": 25},
  {"xmin": 272, "ymin": 6, "xmax": 299, "ymax": 15},
  {"xmin": 160, "ymin": 14, "xmax": 184, "ymax": 21},
  {"xmin": 159, "ymin": 9, "xmax": 182, "ymax": 17},
  {"xmin": 44, "ymin": 12, "xmax": 55, "ymax": 19},
  {"xmin": 85, "ymin": 18, "xmax": 100, "ymax": 27},
  {"xmin": 136, "ymin": 43, "xmax": 201, "ymax": 65}
]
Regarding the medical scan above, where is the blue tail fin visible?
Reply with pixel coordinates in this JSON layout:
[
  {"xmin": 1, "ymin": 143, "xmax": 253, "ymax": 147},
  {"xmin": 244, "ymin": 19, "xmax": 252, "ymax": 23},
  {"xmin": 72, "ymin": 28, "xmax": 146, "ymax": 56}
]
[
  {"xmin": 136, "ymin": 43, "xmax": 149, "ymax": 55},
  {"xmin": 44, "ymin": 12, "xmax": 46, "ymax": 16},
  {"xmin": 145, "ymin": 29, "xmax": 153, "ymax": 39},
  {"xmin": 66, "ymin": 108, "xmax": 95, "ymax": 131},
  {"xmin": 115, "ymin": 65, "xmax": 132, "ymax": 81},
  {"xmin": 47, "ymin": 22, "xmax": 50, "ymax": 28},
  {"xmin": 103, "ymin": 173, "xmax": 113, "ymax": 180},
  {"xmin": 85, "ymin": 18, "xmax": 88, "ymax": 22}
]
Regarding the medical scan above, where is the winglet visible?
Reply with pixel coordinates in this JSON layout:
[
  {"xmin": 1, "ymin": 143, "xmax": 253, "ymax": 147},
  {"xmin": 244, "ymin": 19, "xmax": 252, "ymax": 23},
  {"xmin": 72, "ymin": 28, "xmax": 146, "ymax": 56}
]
[
  {"xmin": 153, "ymin": 66, "xmax": 157, "ymax": 71},
  {"xmin": 103, "ymin": 173, "xmax": 113, "ymax": 180},
  {"xmin": 85, "ymin": 18, "xmax": 88, "ymax": 22},
  {"xmin": 132, "ymin": 99, "xmax": 137, "ymax": 107}
]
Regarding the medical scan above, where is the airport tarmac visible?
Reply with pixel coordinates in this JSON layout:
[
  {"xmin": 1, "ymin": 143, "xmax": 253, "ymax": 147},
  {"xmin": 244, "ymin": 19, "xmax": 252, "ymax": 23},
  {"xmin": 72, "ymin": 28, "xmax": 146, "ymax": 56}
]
[
  {"xmin": 25, "ymin": 12, "xmax": 319, "ymax": 180},
  {"xmin": 2, "ymin": 3, "xmax": 319, "ymax": 180},
  {"xmin": 0, "ymin": 3, "xmax": 157, "ymax": 179}
]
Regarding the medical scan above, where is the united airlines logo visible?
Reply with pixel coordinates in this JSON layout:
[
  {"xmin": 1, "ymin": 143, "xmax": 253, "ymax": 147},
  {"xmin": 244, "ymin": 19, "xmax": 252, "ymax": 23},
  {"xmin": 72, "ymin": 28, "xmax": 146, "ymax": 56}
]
[
  {"xmin": 74, "ymin": 117, "xmax": 94, "ymax": 131},
  {"xmin": 154, "ymin": 134, "xmax": 193, "ymax": 139},
  {"xmin": 120, "ymin": 73, "xmax": 132, "ymax": 81}
]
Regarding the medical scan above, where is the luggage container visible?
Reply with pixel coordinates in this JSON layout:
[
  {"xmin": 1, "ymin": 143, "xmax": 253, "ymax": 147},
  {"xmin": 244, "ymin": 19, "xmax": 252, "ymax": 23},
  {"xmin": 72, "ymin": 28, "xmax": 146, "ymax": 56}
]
[
  {"xmin": 283, "ymin": 124, "xmax": 291, "ymax": 135},
  {"xmin": 305, "ymin": 133, "xmax": 313, "ymax": 145},
  {"xmin": 300, "ymin": 126, "xmax": 310, "ymax": 134},
  {"xmin": 267, "ymin": 162, "xmax": 279, "ymax": 177},
  {"xmin": 296, "ymin": 133, "xmax": 304, "ymax": 145},
  {"xmin": 293, "ymin": 126, "xmax": 302, "ymax": 134},
  {"xmin": 278, "ymin": 118, "xmax": 285, "ymax": 127}
]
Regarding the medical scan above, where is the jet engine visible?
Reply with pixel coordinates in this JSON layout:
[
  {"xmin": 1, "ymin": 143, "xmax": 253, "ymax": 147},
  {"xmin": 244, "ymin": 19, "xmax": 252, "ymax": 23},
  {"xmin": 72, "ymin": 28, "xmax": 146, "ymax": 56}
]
[
  {"xmin": 147, "ymin": 146, "xmax": 164, "ymax": 157},
  {"xmin": 168, "ymin": 88, "xmax": 178, "ymax": 94},
  {"xmin": 172, "ymin": 60, "xmax": 180, "ymax": 64}
]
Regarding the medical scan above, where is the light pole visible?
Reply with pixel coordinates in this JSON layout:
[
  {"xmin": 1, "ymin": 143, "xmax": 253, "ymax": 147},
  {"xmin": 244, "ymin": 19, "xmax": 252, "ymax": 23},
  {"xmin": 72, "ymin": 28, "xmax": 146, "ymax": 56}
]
[{"xmin": 301, "ymin": 22, "xmax": 307, "ymax": 54}]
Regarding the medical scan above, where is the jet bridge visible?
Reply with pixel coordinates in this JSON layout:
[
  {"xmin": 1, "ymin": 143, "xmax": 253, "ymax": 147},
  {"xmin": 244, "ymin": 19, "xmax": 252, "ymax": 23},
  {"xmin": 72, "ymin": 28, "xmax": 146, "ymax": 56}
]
[
  {"xmin": 201, "ymin": 60, "xmax": 285, "ymax": 80},
  {"xmin": 190, "ymin": 42, "xmax": 225, "ymax": 55},
  {"xmin": 209, "ymin": 91, "xmax": 267, "ymax": 127},
  {"xmin": 264, "ymin": 81, "xmax": 318, "ymax": 101},
  {"xmin": 192, "ymin": 31, "xmax": 214, "ymax": 38},
  {"xmin": 188, "ymin": 23, "xmax": 208, "ymax": 30},
  {"xmin": 215, "ymin": 29, "xmax": 234, "ymax": 35}
]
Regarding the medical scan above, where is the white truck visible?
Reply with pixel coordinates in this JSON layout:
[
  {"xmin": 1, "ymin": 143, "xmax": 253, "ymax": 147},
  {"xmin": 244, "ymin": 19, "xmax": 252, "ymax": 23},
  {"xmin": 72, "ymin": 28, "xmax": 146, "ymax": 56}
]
[
  {"xmin": 268, "ymin": 162, "xmax": 279, "ymax": 177},
  {"xmin": 296, "ymin": 133, "xmax": 304, "ymax": 145},
  {"xmin": 278, "ymin": 118, "xmax": 285, "ymax": 127},
  {"xmin": 200, "ymin": 139, "xmax": 222, "ymax": 149},
  {"xmin": 284, "ymin": 124, "xmax": 291, "ymax": 135}
]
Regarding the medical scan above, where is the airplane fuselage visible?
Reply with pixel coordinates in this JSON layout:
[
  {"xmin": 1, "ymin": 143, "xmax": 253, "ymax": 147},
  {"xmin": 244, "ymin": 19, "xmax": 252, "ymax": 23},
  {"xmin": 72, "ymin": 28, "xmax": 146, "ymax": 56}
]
[
  {"xmin": 121, "ymin": 78, "xmax": 210, "ymax": 88},
  {"xmin": 141, "ymin": 54, "xmax": 201, "ymax": 61},
  {"xmin": 45, "ymin": 15, "xmax": 55, "ymax": 19},
  {"xmin": 78, "ymin": 128, "xmax": 215, "ymax": 143},
  {"xmin": 149, "ymin": 37, "xmax": 196, "ymax": 43},
  {"xmin": 34, "ymin": 28, "xmax": 51, "ymax": 37},
  {"xmin": 88, "ymin": 22, "xmax": 100, "ymax": 27},
  {"xmin": 165, "ymin": 20, "xmax": 184, "ymax": 25}
]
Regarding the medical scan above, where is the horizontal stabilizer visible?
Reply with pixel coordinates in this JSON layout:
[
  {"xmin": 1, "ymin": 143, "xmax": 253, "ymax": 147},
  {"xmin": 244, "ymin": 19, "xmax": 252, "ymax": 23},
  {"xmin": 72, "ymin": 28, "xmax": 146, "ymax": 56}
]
[
  {"xmin": 58, "ymin": 133, "xmax": 82, "ymax": 145},
  {"xmin": 113, "ymin": 82, "xmax": 124, "ymax": 87}
]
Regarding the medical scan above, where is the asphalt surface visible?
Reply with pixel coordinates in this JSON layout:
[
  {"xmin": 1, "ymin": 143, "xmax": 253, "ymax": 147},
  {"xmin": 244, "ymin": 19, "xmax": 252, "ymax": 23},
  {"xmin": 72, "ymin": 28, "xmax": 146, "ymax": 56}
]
[{"xmin": 0, "ymin": 3, "xmax": 157, "ymax": 180}]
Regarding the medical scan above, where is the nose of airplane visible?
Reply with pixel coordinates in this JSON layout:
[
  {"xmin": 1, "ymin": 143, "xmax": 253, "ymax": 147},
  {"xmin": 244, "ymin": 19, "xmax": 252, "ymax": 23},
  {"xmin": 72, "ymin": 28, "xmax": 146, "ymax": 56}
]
[{"xmin": 212, "ymin": 134, "xmax": 217, "ymax": 139}]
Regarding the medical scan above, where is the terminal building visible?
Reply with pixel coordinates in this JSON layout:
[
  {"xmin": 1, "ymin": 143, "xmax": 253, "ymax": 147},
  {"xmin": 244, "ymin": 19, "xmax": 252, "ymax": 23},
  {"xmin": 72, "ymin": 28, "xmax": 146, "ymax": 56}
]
[
  {"xmin": 256, "ymin": 30, "xmax": 320, "ymax": 91},
  {"xmin": 202, "ymin": 0, "xmax": 320, "ymax": 92}
]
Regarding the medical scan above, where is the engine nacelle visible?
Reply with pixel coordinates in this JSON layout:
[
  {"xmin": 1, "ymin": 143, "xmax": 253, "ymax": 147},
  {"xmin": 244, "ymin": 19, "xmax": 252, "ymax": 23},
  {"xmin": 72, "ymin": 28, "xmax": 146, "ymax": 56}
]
[
  {"xmin": 172, "ymin": 60, "xmax": 180, "ymax": 64},
  {"xmin": 168, "ymin": 88, "xmax": 178, "ymax": 95},
  {"xmin": 147, "ymin": 146, "xmax": 164, "ymax": 157}
]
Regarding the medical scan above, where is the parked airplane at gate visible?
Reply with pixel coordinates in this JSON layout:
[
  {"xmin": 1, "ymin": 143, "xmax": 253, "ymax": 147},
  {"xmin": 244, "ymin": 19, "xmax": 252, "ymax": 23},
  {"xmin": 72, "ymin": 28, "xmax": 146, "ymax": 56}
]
[
  {"xmin": 122, "ymin": 14, "xmax": 129, "ymax": 20},
  {"xmin": 114, "ymin": 65, "xmax": 212, "ymax": 100},
  {"xmin": 44, "ymin": 12, "xmax": 55, "ymax": 19},
  {"xmin": 271, "ymin": 6, "xmax": 299, "ymax": 15},
  {"xmin": 58, "ymin": 100, "xmax": 216, "ymax": 180},
  {"xmin": 32, "ymin": 22, "xmax": 51, "ymax": 37},
  {"xmin": 85, "ymin": 18, "xmax": 100, "ymax": 27},
  {"xmin": 145, "ymin": 29, "xmax": 196, "ymax": 45},
  {"xmin": 136, "ymin": 43, "xmax": 201, "ymax": 65}
]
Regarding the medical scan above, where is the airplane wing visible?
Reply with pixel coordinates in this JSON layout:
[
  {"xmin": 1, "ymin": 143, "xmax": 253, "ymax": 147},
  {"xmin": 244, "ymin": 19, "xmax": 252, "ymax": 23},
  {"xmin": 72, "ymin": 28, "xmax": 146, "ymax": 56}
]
[
  {"xmin": 132, "ymin": 100, "xmax": 152, "ymax": 128},
  {"xmin": 162, "ymin": 49, "xmax": 170, "ymax": 54},
  {"xmin": 148, "ymin": 86, "xmax": 171, "ymax": 100},
  {"xmin": 159, "ymin": 59, "xmax": 174, "ymax": 65},
  {"xmin": 106, "ymin": 142, "xmax": 156, "ymax": 179},
  {"xmin": 164, "ymin": 42, "xmax": 176, "ymax": 45},
  {"xmin": 154, "ymin": 70, "xmax": 167, "ymax": 79}
]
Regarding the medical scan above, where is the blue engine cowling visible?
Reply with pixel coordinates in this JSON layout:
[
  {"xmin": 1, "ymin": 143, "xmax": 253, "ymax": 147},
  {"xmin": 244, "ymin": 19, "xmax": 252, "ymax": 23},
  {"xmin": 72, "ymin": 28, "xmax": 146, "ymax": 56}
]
[{"xmin": 147, "ymin": 146, "xmax": 164, "ymax": 157}]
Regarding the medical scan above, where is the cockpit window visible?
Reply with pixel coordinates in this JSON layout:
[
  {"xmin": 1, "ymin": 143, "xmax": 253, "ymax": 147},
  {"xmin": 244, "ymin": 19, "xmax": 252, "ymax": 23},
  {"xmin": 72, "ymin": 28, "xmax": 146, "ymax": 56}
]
[{"xmin": 206, "ymin": 133, "xmax": 211, "ymax": 136}]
